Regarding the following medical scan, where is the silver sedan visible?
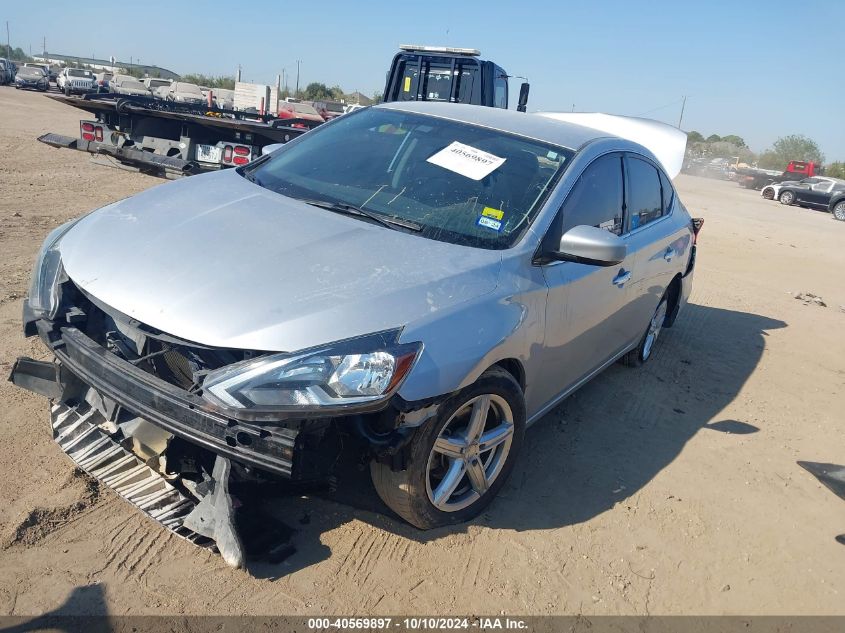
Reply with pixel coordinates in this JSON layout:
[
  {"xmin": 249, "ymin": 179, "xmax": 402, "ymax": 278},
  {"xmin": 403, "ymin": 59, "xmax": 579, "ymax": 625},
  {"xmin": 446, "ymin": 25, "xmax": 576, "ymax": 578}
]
[{"xmin": 15, "ymin": 102, "xmax": 700, "ymax": 562}]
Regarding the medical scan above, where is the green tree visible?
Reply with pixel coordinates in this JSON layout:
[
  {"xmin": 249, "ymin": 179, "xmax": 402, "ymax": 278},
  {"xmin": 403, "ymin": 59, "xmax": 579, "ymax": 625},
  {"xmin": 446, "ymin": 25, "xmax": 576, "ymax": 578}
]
[
  {"xmin": 705, "ymin": 134, "xmax": 721, "ymax": 143},
  {"xmin": 825, "ymin": 162, "xmax": 845, "ymax": 179},
  {"xmin": 720, "ymin": 135, "xmax": 746, "ymax": 148},
  {"xmin": 687, "ymin": 131, "xmax": 705, "ymax": 143},
  {"xmin": 181, "ymin": 73, "xmax": 235, "ymax": 89},
  {"xmin": 758, "ymin": 135, "xmax": 824, "ymax": 170},
  {"xmin": 302, "ymin": 82, "xmax": 334, "ymax": 100}
]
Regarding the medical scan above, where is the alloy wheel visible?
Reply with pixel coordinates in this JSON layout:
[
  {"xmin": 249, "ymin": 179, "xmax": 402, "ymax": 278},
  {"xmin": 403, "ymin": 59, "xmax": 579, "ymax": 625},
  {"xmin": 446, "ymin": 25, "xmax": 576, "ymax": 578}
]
[
  {"xmin": 834, "ymin": 202, "xmax": 845, "ymax": 222},
  {"xmin": 780, "ymin": 191, "xmax": 794, "ymax": 205},
  {"xmin": 425, "ymin": 394, "xmax": 514, "ymax": 512},
  {"xmin": 642, "ymin": 300, "xmax": 668, "ymax": 361}
]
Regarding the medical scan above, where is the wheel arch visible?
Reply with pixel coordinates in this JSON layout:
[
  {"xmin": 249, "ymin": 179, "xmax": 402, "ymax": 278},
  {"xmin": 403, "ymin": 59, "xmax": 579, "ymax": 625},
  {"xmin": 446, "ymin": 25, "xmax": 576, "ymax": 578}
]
[
  {"xmin": 663, "ymin": 273, "xmax": 684, "ymax": 328},
  {"xmin": 489, "ymin": 358, "xmax": 526, "ymax": 391}
]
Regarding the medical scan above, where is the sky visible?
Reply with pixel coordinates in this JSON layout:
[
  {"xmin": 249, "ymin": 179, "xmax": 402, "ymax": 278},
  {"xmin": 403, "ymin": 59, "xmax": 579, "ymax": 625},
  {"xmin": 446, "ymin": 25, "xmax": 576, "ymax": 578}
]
[{"xmin": 4, "ymin": 0, "xmax": 844, "ymax": 161}]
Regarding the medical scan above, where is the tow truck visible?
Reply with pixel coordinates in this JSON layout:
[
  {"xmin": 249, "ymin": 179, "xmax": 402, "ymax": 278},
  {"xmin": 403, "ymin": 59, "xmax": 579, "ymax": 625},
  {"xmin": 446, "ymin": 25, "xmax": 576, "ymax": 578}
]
[{"xmin": 37, "ymin": 45, "xmax": 529, "ymax": 178}]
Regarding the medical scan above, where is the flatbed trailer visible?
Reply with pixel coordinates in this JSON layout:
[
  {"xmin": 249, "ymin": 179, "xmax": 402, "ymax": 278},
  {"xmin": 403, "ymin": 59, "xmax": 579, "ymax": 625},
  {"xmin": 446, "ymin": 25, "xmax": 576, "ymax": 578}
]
[{"xmin": 38, "ymin": 93, "xmax": 320, "ymax": 177}]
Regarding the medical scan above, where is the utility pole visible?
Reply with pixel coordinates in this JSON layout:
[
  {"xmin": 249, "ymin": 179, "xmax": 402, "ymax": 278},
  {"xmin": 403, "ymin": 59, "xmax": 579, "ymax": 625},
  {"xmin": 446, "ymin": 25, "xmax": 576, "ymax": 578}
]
[
  {"xmin": 42, "ymin": 35, "xmax": 45, "ymax": 55},
  {"xmin": 6, "ymin": 21, "xmax": 10, "ymax": 60},
  {"xmin": 295, "ymin": 59, "xmax": 301, "ymax": 95},
  {"xmin": 677, "ymin": 95, "xmax": 687, "ymax": 129},
  {"xmin": 236, "ymin": 64, "xmax": 241, "ymax": 82}
]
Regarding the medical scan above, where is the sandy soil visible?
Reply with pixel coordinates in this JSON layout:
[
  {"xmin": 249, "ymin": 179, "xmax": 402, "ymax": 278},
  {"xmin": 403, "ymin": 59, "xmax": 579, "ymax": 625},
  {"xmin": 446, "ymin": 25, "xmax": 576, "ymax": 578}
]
[{"xmin": 0, "ymin": 87, "xmax": 843, "ymax": 617}]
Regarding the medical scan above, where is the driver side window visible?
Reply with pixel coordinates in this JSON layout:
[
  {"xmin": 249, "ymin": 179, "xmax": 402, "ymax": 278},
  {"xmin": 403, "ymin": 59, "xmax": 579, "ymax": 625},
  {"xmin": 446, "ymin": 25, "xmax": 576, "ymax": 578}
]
[{"xmin": 560, "ymin": 154, "xmax": 625, "ymax": 236}]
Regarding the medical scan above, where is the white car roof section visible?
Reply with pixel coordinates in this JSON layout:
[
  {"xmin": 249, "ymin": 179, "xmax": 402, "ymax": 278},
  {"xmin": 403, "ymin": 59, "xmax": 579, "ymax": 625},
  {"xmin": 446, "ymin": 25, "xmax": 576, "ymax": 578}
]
[
  {"xmin": 536, "ymin": 112, "xmax": 688, "ymax": 178},
  {"xmin": 377, "ymin": 102, "xmax": 685, "ymax": 177}
]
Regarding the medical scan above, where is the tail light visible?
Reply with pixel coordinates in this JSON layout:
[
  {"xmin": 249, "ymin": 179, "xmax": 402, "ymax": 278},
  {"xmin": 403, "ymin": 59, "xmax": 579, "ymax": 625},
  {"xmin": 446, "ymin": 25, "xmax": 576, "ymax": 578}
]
[
  {"xmin": 80, "ymin": 122, "xmax": 95, "ymax": 141},
  {"xmin": 232, "ymin": 145, "xmax": 251, "ymax": 165},
  {"xmin": 94, "ymin": 126, "xmax": 103, "ymax": 142},
  {"xmin": 222, "ymin": 145, "xmax": 233, "ymax": 163},
  {"xmin": 691, "ymin": 218, "xmax": 704, "ymax": 244}
]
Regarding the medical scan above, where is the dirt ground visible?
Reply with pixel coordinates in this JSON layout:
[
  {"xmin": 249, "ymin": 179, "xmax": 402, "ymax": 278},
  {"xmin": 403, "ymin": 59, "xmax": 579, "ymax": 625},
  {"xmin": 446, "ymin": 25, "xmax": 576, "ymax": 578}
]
[{"xmin": 0, "ymin": 87, "xmax": 843, "ymax": 617}]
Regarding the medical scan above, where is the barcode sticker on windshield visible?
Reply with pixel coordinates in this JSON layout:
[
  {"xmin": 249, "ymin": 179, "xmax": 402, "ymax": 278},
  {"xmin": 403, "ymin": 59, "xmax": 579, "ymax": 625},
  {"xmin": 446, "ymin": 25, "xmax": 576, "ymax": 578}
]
[{"xmin": 427, "ymin": 142, "xmax": 507, "ymax": 181}]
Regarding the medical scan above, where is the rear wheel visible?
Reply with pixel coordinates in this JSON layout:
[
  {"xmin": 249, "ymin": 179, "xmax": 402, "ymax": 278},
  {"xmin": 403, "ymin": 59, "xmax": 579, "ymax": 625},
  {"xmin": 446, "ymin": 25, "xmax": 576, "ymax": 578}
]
[
  {"xmin": 371, "ymin": 367, "xmax": 525, "ymax": 529},
  {"xmin": 833, "ymin": 201, "xmax": 845, "ymax": 222},
  {"xmin": 623, "ymin": 295, "xmax": 669, "ymax": 367},
  {"xmin": 779, "ymin": 190, "xmax": 795, "ymax": 205},
  {"xmin": 762, "ymin": 187, "xmax": 775, "ymax": 200}
]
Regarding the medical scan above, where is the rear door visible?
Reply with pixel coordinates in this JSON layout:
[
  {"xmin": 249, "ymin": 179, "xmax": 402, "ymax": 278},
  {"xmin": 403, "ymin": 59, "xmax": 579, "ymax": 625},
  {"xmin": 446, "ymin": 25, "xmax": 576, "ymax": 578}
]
[
  {"xmin": 622, "ymin": 155, "xmax": 687, "ymax": 330},
  {"xmin": 535, "ymin": 153, "xmax": 641, "ymax": 408}
]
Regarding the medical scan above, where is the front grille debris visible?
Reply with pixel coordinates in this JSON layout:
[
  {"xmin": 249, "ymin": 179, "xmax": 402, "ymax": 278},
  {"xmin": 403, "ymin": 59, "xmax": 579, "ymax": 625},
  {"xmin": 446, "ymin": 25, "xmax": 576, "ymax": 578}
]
[{"xmin": 50, "ymin": 402, "xmax": 208, "ymax": 545}]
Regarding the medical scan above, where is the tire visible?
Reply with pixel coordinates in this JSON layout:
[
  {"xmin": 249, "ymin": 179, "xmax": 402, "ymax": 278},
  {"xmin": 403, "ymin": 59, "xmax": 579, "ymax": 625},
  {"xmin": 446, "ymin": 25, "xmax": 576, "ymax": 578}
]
[
  {"xmin": 370, "ymin": 367, "xmax": 525, "ymax": 529},
  {"xmin": 623, "ymin": 295, "xmax": 669, "ymax": 367},
  {"xmin": 779, "ymin": 190, "xmax": 795, "ymax": 205},
  {"xmin": 64, "ymin": 85, "xmax": 70, "ymax": 97},
  {"xmin": 761, "ymin": 187, "xmax": 774, "ymax": 200},
  {"xmin": 833, "ymin": 201, "xmax": 845, "ymax": 222}
]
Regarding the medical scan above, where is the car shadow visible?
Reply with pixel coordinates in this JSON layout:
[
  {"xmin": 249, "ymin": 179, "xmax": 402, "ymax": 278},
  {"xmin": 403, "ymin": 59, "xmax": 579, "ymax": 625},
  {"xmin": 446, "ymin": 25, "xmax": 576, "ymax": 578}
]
[{"xmin": 241, "ymin": 303, "xmax": 786, "ymax": 578}]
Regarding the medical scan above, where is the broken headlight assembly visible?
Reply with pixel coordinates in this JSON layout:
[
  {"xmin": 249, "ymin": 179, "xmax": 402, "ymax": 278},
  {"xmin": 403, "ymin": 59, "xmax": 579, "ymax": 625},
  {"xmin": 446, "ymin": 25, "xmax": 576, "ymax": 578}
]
[
  {"xmin": 201, "ymin": 336, "xmax": 422, "ymax": 411},
  {"xmin": 27, "ymin": 220, "xmax": 78, "ymax": 319}
]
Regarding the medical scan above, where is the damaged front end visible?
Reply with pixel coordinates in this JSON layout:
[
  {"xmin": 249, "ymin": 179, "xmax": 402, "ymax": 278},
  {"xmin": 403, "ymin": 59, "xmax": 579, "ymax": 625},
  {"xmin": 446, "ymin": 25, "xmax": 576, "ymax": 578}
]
[{"xmin": 10, "ymin": 251, "xmax": 426, "ymax": 567}]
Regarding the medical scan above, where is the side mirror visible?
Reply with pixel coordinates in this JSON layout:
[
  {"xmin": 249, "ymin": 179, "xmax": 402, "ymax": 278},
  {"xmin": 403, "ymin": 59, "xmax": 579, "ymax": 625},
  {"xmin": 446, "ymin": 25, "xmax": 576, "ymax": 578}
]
[
  {"xmin": 261, "ymin": 143, "xmax": 285, "ymax": 155},
  {"xmin": 517, "ymin": 82, "xmax": 530, "ymax": 113},
  {"xmin": 554, "ymin": 225, "xmax": 626, "ymax": 267}
]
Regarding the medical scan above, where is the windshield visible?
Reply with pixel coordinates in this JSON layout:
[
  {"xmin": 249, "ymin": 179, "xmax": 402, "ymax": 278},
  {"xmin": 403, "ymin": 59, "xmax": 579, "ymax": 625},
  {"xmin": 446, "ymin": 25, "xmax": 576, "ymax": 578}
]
[
  {"xmin": 389, "ymin": 55, "xmax": 480, "ymax": 104},
  {"xmin": 18, "ymin": 67, "xmax": 44, "ymax": 77},
  {"xmin": 243, "ymin": 108, "xmax": 572, "ymax": 249},
  {"xmin": 68, "ymin": 69, "xmax": 92, "ymax": 78},
  {"xmin": 120, "ymin": 80, "xmax": 146, "ymax": 90},
  {"xmin": 148, "ymin": 79, "xmax": 169, "ymax": 88},
  {"xmin": 174, "ymin": 82, "xmax": 203, "ymax": 95}
]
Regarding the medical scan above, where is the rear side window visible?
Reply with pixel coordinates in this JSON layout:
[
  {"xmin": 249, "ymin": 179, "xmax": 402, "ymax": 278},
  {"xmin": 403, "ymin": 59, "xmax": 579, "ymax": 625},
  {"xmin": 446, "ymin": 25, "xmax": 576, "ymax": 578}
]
[
  {"xmin": 561, "ymin": 154, "xmax": 624, "ymax": 235},
  {"xmin": 627, "ymin": 157, "xmax": 664, "ymax": 230},
  {"xmin": 659, "ymin": 170, "xmax": 674, "ymax": 213}
]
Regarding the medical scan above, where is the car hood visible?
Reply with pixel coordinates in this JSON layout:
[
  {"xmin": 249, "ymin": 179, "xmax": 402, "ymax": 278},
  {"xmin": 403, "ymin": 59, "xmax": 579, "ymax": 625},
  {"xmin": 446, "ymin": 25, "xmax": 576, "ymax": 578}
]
[{"xmin": 58, "ymin": 170, "xmax": 502, "ymax": 352}]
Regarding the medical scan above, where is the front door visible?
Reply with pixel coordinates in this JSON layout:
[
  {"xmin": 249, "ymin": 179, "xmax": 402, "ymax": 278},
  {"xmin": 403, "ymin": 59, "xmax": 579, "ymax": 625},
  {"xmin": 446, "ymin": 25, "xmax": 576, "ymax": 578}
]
[{"xmin": 535, "ymin": 153, "xmax": 641, "ymax": 410}]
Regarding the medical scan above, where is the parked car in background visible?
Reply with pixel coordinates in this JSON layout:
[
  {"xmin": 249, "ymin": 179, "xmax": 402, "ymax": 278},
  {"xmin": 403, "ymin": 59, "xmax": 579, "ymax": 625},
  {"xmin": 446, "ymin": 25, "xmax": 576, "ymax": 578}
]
[
  {"xmin": 110, "ymin": 75, "xmax": 152, "ymax": 97},
  {"xmin": 212, "ymin": 88, "xmax": 234, "ymax": 110},
  {"xmin": 15, "ymin": 65, "xmax": 49, "ymax": 91},
  {"xmin": 312, "ymin": 99, "xmax": 346, "ymax": 120},
  {"xmin": 277, "ymin": 100, "xmax": 325, "ymax": 126},
  {"xmin": 12, "ymin": 103, "xmax": 699, "ymax": 568},
  {"xmin": 344, "ymin": 103, "xmax": 366, "ymax": 114},
  {"xmin": 162, "ymin": 81, "xmax": 206, "ymax": 104},
  {"xmin": 23, "ymin": 62, "xmax": 51, "ymax": 79},
  {"xmin": 58, "ymin": 67, "xmax": 95, "ymax": 95},
  {"xmin": 0, "ymin": 59, "xmax": 9, "ymax": 85},
  {"xmin": 761, "ymin": 177, "xmax": 834, "ymax": 201},
  {"xmin": 143, "ymin": 77, "xmax": 172, "ymax": 99},
  {"xmin": 829, "ymin": 190, "xmax": 845, "ymax": 222},
  {"xmin": 94, "ymin": 71, "xmax": 113, "ymax": 93},
  {"xmin": 778, "ymin": 178, "xmax": 845, "ymax": 209}
]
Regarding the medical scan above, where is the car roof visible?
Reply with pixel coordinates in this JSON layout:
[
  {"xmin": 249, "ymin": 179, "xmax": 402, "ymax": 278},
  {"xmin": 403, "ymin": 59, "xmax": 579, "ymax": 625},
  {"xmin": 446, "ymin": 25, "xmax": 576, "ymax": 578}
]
[{"xmin": 376, "ymin": 101, "xmax": 613, "ymax": 151}]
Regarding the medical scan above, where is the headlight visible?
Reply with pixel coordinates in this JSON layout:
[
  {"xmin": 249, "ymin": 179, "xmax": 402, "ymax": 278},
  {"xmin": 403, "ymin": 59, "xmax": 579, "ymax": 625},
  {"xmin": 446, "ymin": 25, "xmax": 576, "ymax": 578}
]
[
  {"xmin": 201, "ymin": 336, "xmax": 422, "ymax": 411},
  {"xmin": 28, "ymin": 220, "xmax": 78, "ymax": 319}
]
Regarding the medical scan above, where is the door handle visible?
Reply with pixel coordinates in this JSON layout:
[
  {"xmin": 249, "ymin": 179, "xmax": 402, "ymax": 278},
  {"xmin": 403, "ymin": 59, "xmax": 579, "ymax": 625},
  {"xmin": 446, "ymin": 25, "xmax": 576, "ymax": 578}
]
[
  {"xmin": 663, "ymin": 247, "xmax": 676, "ymax": 262},
  {"xmin": 612, "ymin": 269, "xmax": 632, "ymax": 287}
]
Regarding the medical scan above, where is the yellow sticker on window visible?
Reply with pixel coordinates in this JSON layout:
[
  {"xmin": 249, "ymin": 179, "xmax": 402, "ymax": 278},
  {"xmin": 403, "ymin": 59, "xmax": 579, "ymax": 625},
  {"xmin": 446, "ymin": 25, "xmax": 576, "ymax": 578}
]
[
  {"xmin": 403, "ymin": 76, "xmax": 411, "ymax": 92},
  {"xmin": 482, "ymin": 207, "xmax": 504, "ymax": 221}
]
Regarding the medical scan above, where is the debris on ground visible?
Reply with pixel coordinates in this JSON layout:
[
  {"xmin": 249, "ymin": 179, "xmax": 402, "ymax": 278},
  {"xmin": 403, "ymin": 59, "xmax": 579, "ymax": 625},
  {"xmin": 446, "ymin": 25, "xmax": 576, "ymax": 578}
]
[{"xmin": 793, "ymin": 292, "xmax": 826, "ymax": 307}]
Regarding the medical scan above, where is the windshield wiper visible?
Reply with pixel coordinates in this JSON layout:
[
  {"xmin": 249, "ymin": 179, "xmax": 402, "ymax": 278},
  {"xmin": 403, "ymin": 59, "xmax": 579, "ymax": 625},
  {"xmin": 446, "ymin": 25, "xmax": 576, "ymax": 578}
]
[{"xmin": 298, "ymin": 198, "xmax": 422, "ymax": 232}]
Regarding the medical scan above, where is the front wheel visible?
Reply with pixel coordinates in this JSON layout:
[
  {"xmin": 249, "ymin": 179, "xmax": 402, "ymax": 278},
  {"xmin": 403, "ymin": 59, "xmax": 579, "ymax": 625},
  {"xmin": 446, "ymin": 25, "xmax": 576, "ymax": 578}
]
[
  {"xmin": 833, "ymin": 201, "xmax": 845, "ymax": 222},
  {"xmin": 761, "ymin": 187, "xmax": 775, "ymax": 200},
  {"xmin": 371, "ymin": 367, "xmax": 525, "ymax": 529},
  {"xmin": 779, "ymin": 190, "xmax": 795, "ymax": 205}
]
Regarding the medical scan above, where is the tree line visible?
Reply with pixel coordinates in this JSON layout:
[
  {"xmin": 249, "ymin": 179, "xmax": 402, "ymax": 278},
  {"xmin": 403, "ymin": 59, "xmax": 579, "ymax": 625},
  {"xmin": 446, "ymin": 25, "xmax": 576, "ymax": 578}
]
[{"xmin": 687, "ymin": 130, "xmax": 843, "ymax": 178}]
